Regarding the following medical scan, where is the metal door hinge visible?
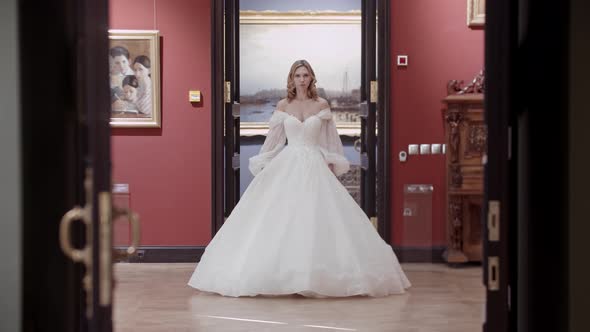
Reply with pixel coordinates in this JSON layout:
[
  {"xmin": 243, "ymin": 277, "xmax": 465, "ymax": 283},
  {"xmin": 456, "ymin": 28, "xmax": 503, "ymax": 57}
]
[
  {"xmin": 359, "ymin": 101, "xmax": 368, "ymax": 118},
  {"xmin": 360, "ymin": 152, "xmax": 369, "ymax": 170},
  {"xmin": 488, "ymin": 201, "xmax": 500, "ymax": 241},
  {"xmin": 232, "ymin": 153, "xmax": 240, "ymax": 170},
  {"xmin": 370, "ymin": 217, "xmax": 378, "ymax": 230},
  {"xmin": 224, "ymin": 81, "xmax": 231, "ymax": 103},
  {"xmin": 370, "ymin": 80, "xmax": 378, "ymax": 103},
  {"xmin": 232, "ymin": 102, "xmax": 240, "ymax": 118}
]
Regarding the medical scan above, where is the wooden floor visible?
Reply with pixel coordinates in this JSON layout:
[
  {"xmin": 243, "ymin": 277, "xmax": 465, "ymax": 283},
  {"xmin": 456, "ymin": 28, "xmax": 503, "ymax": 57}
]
[{"xmin": 113, "ymin": 263, "xmax": 485, "ymax": 332}]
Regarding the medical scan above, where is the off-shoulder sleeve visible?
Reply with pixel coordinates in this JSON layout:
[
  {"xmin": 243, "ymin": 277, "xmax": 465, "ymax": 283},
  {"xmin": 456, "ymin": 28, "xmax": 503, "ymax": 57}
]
[
  {"xmin": 248, "ymin": 111, "xmax": 288, "ymax": 176},
  {"xmin": 317, "ymin": 108, "xmax": 350, "ymax": 176}
]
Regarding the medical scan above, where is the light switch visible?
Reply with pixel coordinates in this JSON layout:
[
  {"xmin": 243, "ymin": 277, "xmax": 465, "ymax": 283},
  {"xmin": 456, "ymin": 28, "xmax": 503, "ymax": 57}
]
[
  {"xmin": 431, "ymin": 144, "xmax": 441, "ymax": 154},
  {"xmin": 442, "ymin": 144, "xmax": 446, "ymax": 154},
  {"xmin": 420, "ymin": 144, "xmax": 431, "ymax": 154},
  {"xmin": 189, "ymin": 90, "xmax": 201, "ymax": 102},
  {"xmin": 112, "ymin": 183, "xmax": 129, "ymax": 194},
  {"xmin": 408, "ymin": 144, "xmax": 419, "ymax": 155},
  {"xmin": 397, "ymin": 55, "xmax": 408, "ymax": 67}
]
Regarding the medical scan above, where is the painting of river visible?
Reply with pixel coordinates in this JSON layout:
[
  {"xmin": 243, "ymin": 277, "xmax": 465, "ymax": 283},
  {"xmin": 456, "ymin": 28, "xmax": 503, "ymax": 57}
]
[{"xmin": 239, "ymin": 10, "xmax": 362, "ymax": 129}]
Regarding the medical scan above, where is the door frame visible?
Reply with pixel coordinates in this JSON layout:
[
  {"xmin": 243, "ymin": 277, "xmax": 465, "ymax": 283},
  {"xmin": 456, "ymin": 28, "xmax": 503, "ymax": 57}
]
[
  {"xmin": 376, "ymin": 0, "xmax": 393, "ymax": 243},
  {"xmin": 210, "ymin": 0, "xmax": 393, "ymax": 244},
  {"xmin": 210, "ymin": 0, "xmax": 225, "ymax": 236}
]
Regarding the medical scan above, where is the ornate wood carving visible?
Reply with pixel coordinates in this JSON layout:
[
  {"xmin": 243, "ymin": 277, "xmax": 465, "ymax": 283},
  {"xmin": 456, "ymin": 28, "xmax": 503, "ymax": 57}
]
[
  {"xmin": 447, "ymin": 80, "xmax": 463, "ymax": 95},
  {"xmin": 445, "ymin": 111, "xmax": 463, "ymax": 163},
  {"xmin": 450, "ymin": 164, "xmax": 463, "ymax": 188},
  {"xmin": 442, "ymin": 83, "xmax": 484, "ymax": 264},
  {"xmin": 449, "ymin": 197, "xmax": 463, "ymax": 251},
  {"xmin": 447, "ymin": 70, "xmax": 485, "ymax": 95},
  {"xmin": 465, "ymin": 122, "xmax": 487, "ymax": 158}
]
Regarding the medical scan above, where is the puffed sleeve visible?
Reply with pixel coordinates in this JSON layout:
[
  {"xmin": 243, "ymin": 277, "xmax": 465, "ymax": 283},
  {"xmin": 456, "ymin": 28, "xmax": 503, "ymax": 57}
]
[
  {"xmin": 317, "ymin": 108, "xmax": 350, "ymax": 176},
  {"xmin": 248, "ymin": 111, "xmax": 288, "ymax": 176}
]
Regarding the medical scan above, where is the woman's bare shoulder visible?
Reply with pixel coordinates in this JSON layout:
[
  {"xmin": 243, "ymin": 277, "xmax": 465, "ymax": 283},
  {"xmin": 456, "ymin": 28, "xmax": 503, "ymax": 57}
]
[
  {"xmin": 316, "ymin": 97, "xmax": 330, "ymax": 109},
  {"xmin": 276, "ymin": 98, "xmax": 288, "ymax": 111}
]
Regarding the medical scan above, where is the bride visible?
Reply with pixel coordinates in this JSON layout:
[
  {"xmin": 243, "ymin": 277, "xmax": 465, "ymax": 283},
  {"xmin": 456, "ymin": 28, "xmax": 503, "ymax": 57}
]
[{"xmin": 188, "ymin": 60, "xmax": 411, "ymax": 297}]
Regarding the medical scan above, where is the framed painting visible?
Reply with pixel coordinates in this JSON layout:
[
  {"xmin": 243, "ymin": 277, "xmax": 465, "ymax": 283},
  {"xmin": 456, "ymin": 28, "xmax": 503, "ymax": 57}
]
[
  {"xmin": 108, "ymin": 29, "xmax": 161, "ymax": 128},
  {"xmin": 239, "ymin": 11, "xmax": 362, "ymax": 136},
  {"xmin": 468, "ymin": 0, "xmax": 486, "ymax": 27}
]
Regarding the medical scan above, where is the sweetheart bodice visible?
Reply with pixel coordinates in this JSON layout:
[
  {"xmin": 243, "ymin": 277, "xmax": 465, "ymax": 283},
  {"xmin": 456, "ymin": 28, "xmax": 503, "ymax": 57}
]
[{"xmin": 283, "ymin": 113, "xmax": 323, "ymax": 147}]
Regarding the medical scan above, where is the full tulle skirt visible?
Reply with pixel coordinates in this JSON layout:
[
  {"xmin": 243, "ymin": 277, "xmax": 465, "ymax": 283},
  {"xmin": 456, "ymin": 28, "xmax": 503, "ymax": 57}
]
[{"xmin": 188, "ymin": 145, "xmax": 411, "ymax": 297}]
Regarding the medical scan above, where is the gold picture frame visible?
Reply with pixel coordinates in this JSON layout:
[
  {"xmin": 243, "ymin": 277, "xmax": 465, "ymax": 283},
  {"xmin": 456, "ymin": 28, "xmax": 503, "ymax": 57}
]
[
  {"xmin": 467, "ymin": 0, "xmax": 486, "ymax": 27},
  {"xmin": 108, "ymin": 30, "xmax": 161, "ymax": 128}
]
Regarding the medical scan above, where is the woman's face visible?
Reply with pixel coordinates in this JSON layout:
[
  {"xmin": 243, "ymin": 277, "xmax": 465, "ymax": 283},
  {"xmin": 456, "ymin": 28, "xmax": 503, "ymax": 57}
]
[
  {"xmin": 123, "ymin": 85, "xmax": 137, "ymax": 101},
  {"xmin": 293, "ymin": 66, "xmax": 311, "ymax": 90},
  {"xmin": 133, "ymin": 63, "xmax": 150, "ymax": 80},
  {"xmin": 112, "ymin": 55, "xmax": 130, "ymax": 74}
]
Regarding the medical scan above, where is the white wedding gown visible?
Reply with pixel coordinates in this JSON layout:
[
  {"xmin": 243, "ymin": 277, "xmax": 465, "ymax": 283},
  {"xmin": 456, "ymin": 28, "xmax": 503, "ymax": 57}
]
[{"xmin": 188, "ymin": 108, "xmax": 411, "ymax": 297}]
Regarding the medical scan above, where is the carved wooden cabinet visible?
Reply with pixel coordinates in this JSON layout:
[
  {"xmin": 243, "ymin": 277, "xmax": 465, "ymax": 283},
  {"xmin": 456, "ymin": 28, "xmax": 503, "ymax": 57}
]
[{"xmin": 442, "ymin": 72, "xmax": 486, "ymax": 263}]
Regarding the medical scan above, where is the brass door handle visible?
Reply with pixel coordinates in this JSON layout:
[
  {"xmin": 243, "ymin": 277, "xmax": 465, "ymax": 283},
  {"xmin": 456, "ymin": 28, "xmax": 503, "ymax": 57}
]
[
  {"xmin": 59, "ymin": 168, "xmax": 94, "ymax": 317},
  {"xmin": 59, "ymin": 206, "xmax": 90, "ymax": 263}
]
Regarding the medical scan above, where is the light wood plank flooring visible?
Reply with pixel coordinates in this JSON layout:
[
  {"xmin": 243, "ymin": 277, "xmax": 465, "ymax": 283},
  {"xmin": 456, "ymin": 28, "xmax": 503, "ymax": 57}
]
[{"xmin": 113, "ymin": 263, "xmax": 485, "ymax": 332}]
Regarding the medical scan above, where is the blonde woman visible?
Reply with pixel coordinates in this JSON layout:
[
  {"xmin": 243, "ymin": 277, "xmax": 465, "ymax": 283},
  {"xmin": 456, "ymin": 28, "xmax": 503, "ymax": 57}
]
[{"xmin": 188, "ymin": 60, "xmax": 411, "ymax": 297}]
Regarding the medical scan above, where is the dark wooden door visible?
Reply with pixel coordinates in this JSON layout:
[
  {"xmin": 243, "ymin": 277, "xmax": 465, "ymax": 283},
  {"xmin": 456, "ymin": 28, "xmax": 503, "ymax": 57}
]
[
  {"xmin": 482, "ymin": 0, "xmax": 515, "ymax": 330},
  {"xmin": 59, "ymin": 0, "xmax": 117, "ymax": 330},
  {"xmin": 212, "ymin": 0, "xmax": 241, "ymax": 234},
  {"xmin": 80, "ymin": 1, "xmax": 115, "ymax": 330},
  {"xmin": 361, "ymin": 0, "xmax": 391, "ymax": 241},
  {"xmin": 224, "ymin": 0, "xmax": 242, "ymax": 222},
  {"xmin": 375, "ymin": 0, "xmax": 392, "ymax": 242},
  {"xmin": 20, "ymin": 0, "xmax": 118, "ymax": 331},
  {"xmin": 484, "ymin": 0, "xmax": 571, "ymax": 330},
  {"xmin": 360, "ymin": 0, "xmax": 377, "ymax": 224}
]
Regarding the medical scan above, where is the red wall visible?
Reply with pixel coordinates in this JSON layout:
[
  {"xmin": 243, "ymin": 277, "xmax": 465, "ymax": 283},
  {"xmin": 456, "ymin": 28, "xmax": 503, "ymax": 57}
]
[
  {"xmin": 109, "ymin": 0, "xmax": 211, "ymax": 245},
  {"xmin": 390, "ymin": 0, "xmax": 484, "ymax": 246},
  {"xmin": 109, "ymin": 0, "xmax": 482, "ymax": 249}
]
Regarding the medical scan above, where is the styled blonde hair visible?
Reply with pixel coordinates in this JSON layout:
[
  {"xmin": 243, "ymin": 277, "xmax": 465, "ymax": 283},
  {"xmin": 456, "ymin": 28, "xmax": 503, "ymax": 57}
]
[{"xmin": 286, "ymin": 59, "xmax": 319, "ymax": 101}]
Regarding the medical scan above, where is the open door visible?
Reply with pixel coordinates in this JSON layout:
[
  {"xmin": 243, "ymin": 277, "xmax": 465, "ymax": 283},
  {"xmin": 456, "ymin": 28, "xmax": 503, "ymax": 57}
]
[
  {"xmin": 212, "ymin": 0, "xmax": 241, "ymax": 234},
  {"xmin": 224, "ymin": 0, "xmax": 242, "ymax": 222},
  {"xmin": 213, "ymin": 0, "xmax": 390, "ymax": 240},
  {"xmin": 483, "ymin": 0, "xmax": 515, "ymax": 330},
  {"xmin": 361, "ymin": 0, "xmax": 390, "ymax": 241},
  {"xmin": 53, "ymin": 0, "xmax": 118, "ymax": 330},
  {"xmin": 20, "ymin": 0, "xmax": 139, "ymax": 331},
  {"xmin": 375, "ymin": 0, "xmax": 392, "ymax": 242},
  {"xmin": 360, "ymin": 0, "xmax": 377, "ymax": 227},
  {"xmin": 488, "ymin": 0, "xmax": 572, "ymax": 331}
]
